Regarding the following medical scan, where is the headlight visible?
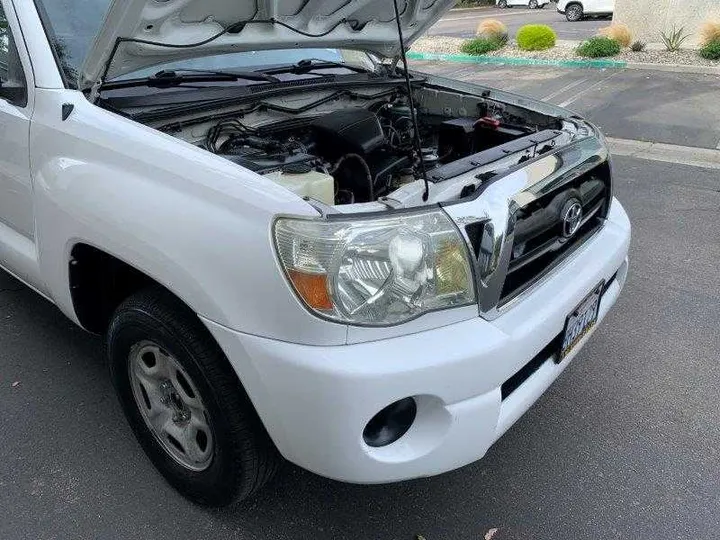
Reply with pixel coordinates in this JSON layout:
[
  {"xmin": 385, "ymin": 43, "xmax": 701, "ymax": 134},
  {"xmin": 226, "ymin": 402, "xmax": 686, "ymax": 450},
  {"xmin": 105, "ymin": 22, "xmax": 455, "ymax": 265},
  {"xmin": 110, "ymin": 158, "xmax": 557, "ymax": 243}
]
[{"xmin": 273, "ymin": 209, "xmax": 476, "ymax": 326}]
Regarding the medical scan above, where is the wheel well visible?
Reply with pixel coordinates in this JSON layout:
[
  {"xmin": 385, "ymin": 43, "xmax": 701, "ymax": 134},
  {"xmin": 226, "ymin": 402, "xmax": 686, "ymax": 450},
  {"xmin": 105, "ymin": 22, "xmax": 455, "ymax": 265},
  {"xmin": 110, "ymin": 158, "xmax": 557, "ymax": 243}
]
[
  {"xmin": 69, "ymin": 244, "xmax": 158, "ymax": 333},
  {"xmin": 566, "ymin": 1, "xmax": 583, "ymax": 8},
  {"xmin": 69, "ymin": 244, "xmax": 275, "ymax": 455}
]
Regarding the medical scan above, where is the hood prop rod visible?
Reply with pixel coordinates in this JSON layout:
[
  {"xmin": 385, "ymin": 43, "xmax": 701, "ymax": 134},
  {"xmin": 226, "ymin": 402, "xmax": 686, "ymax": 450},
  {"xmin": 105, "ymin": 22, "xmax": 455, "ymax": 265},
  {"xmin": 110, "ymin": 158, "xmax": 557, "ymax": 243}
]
[{"xmin": 391, "ymin": 0, "xmax": 430, "ymax": 202}]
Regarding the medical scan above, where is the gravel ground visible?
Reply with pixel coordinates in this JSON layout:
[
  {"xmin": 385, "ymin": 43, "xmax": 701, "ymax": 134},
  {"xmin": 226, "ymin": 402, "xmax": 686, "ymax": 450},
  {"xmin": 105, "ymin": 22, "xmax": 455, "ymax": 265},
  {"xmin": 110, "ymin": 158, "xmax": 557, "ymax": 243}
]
[
  {"xmin": 412, "ymin": 36, "xmax": 469, "ymax": 55},
  {"xmin": 411, "ymin": 36, "xmax": 720, "ymax": 67},
  {"xmin": 613, "ymin": 49, "xmax": 720, "ymax": 66}
]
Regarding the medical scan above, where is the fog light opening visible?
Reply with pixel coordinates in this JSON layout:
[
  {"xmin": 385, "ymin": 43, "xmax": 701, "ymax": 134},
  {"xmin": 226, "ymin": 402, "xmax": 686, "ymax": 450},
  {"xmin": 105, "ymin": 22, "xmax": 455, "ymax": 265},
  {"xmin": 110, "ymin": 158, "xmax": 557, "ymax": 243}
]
[{"xmin": 363, "ymin": 397, "xmax": 417, "ymax": 448}]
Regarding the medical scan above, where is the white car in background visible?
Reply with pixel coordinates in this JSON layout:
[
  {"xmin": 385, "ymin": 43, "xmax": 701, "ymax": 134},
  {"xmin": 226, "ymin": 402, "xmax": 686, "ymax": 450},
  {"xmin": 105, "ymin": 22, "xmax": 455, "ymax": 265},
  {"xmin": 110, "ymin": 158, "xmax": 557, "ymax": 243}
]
[
  {"xmin": 556, "ymin": 0, "xmax": 615, "ymax": 21},
  {"xmin": 497, "ymin": 0, "xmax": 551, "ymax": 8}
]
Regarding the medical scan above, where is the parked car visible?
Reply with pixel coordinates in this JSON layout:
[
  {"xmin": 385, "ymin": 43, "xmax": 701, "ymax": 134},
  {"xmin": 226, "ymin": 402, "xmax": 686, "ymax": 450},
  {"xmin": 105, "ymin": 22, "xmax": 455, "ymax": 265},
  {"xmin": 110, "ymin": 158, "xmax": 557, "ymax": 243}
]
[
  {"xmin": 557, "ymin": 0, "xmax": 615, "ymax": 21},
  {"xmin": 1, "ymin": 0, "xmax": 630, "ymax": 506},
  {"xmin": 497, "ymin": 0, "xmax": 551, "ymax": 8}
]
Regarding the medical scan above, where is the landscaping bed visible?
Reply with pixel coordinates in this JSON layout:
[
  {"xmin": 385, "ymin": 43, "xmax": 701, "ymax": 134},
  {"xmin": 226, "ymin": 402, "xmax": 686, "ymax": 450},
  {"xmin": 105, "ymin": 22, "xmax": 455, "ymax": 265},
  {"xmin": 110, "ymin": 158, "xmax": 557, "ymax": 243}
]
[
  {"xmin": 411, "ymin": 20, "xmax": 720, "ymax": 70},
  {"xmin": 412, "ymin": 36, "xmax": 720, "ymax": 67}
]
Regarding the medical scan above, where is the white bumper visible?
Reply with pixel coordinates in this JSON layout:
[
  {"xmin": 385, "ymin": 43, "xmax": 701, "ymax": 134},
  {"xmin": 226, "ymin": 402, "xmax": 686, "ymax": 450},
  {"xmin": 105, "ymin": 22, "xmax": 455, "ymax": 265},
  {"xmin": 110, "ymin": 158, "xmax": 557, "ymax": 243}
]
[{"xmin": 204, "ymin": 199, "xmax": 631, "ymax": 483}]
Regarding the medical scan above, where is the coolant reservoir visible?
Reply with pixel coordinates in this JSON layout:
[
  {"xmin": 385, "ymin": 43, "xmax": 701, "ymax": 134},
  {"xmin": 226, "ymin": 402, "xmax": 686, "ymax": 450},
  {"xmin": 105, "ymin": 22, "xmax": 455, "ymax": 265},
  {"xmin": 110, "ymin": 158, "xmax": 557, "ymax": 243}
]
[{"xmin": 263, "ymin": 169, "xmax": 335, "ymax": 206}]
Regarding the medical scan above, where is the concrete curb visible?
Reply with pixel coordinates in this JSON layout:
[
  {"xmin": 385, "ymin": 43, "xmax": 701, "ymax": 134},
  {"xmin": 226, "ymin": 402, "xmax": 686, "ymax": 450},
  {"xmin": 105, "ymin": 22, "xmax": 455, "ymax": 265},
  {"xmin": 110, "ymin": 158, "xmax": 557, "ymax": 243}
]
[
  {"xmin": 608, "ymin": 137, "xmax": 720, "ymax": 169},
  {"xmin": 407, "ymin": 51, "xmax": 627, "ymax": 69},
  {"xmin": 624, "ymin": 62, "xmax": 720, "ymax": 75},
  {"xmin": 408, "ymin": 51, "xmax": 720, "ymax": 75}
]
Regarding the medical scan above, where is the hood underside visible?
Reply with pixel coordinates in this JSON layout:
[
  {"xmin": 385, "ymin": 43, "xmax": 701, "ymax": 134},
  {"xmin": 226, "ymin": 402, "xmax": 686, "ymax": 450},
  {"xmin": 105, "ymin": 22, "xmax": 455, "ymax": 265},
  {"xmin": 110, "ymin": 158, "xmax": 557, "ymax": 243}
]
[{"xmin": 80, "ymin": 0, "xmax": 455, "ymax": 90}]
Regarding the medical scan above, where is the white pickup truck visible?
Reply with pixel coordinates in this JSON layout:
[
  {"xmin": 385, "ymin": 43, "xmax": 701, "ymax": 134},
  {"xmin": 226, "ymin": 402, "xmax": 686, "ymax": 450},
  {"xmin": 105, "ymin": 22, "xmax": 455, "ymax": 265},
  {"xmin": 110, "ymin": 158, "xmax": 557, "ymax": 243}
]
[{"xmin": 1, "ymin": 0, "xmax": 630, "ymax": 506}]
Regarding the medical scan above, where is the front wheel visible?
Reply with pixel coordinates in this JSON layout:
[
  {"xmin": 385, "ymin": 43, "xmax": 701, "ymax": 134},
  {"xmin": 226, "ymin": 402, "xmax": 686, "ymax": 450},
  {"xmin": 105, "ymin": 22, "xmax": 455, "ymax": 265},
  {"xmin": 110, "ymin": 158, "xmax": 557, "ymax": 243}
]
[
  {"xmin": 498, "ymin": 0, "xmax": 508, "ymax": 7},
  {"xmin": 528, "ymin": 0, "xmax": 539, "ymax": 8},
  {"xmin": 565, "ymin": 3, "xmax": 584, "ymax": 21},
  {"xmin": 108, "ymin": 288, "xmax": 280, "ymax": 506}
]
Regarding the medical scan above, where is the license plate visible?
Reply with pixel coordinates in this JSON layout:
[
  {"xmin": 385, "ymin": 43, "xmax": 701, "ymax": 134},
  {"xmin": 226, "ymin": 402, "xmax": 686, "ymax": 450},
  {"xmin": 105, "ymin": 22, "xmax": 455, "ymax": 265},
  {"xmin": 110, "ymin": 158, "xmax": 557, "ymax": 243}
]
[{"xmin": 559, "ymin": 282, "xmax": 604, "ymax": 361}]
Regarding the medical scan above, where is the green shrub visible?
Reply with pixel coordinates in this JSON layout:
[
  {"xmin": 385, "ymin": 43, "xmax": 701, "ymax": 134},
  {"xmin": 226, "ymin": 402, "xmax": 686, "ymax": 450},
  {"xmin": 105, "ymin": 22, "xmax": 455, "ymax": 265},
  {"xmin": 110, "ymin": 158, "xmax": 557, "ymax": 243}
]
[
  {"xmin": 516, "ymin": 25, "xmax": 557, "ymax": 51},
  {"xmin": 630, "ymin": 40, "xmax": 646, "ymax": 52},
  {"xmin": 699, "ymin": 40, "xmax": 720, "ymax": 60},
  {"xmin": 576, "ymin": 36, "xmax": 622, "ymax": 58},
  {"xmin": 461, "ymin": 37, "xmax": 504, "ymax": 55}
]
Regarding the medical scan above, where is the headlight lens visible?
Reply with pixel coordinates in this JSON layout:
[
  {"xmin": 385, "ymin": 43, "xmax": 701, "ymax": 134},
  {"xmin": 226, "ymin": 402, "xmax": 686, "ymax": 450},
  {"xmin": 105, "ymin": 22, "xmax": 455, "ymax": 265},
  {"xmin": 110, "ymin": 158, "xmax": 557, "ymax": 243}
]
[{"xmin": 274, "ymin": 210, "xmax": 476, "ymax": 326}]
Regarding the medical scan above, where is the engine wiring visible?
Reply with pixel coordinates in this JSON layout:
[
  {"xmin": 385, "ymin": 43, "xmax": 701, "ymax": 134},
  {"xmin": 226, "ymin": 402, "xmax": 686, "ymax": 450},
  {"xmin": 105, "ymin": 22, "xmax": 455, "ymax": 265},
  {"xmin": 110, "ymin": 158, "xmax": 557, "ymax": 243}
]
[{"xmin": 205, "ymin": 119, "xmax": 257, "ymax": 153}]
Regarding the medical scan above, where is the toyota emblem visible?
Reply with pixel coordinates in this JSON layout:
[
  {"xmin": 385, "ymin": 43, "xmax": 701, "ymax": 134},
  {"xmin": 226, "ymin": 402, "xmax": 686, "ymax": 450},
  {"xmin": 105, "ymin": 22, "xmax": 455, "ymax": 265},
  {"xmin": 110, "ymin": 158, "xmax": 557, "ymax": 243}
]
[{"xmin": 561, "ymin": 199, "xmax": 583, "ymax": 238}]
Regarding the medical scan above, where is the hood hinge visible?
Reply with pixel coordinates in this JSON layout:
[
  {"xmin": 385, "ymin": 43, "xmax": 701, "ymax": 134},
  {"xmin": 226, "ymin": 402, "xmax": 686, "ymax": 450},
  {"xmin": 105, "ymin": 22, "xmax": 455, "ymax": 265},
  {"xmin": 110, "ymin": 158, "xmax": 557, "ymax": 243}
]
[
  {"xmin": 391, "ymin": 56, "xmax": 401, "ymax": 72},
  {"xmin": 88, "ymin": 79, "xmax": 103, "ymax": 104}
]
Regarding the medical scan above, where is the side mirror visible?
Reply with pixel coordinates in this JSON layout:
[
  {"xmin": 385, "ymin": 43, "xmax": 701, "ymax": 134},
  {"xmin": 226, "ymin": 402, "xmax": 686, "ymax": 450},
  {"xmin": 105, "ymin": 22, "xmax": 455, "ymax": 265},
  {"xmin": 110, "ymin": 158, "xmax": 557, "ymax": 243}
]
[{"xmin": 0, "ymin": 83, "xmax": 27, "ymax": 107}]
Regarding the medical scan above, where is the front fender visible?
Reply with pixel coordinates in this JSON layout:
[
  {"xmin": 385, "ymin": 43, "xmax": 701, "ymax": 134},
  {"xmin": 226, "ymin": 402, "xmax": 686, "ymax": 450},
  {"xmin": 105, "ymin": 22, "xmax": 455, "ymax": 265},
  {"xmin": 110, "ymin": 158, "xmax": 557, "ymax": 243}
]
[{"xmin": 29, "ymin": 88, "xmax": 348, "ymax": 346}]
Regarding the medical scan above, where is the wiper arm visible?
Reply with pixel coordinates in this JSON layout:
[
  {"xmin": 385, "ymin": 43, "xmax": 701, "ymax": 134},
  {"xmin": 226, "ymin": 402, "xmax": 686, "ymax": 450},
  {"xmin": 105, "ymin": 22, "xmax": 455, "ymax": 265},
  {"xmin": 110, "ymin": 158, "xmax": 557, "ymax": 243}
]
[
  {"xmin": 154, "ymin": 69, "xmax": 280, "ymax": 82},
  {"xmin": 261, "ymin": 58, "xmax": 373, "ymax": 76},
  {"xmin": 101, "ymin": 69, "xmax": 279, "ymax": 91}
]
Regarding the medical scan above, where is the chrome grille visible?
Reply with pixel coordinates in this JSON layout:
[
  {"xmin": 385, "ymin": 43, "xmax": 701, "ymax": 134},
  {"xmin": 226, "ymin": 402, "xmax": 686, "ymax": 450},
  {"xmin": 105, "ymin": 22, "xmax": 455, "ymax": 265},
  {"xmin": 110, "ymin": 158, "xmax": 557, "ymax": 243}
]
[
  {"xmin": 441, "ymin": 135, "xmax": 612, "ymax": 321},
  {"xmin": 498, "ymin": 162, "xmax": 611, "ymax": 304}
]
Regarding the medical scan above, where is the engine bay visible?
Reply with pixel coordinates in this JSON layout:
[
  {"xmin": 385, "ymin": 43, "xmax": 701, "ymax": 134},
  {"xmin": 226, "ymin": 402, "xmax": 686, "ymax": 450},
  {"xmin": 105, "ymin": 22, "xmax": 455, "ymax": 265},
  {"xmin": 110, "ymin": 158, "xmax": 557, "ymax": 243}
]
[{"xmin": 155, "ymin": 84, "xmax": 570, "ymax": 209}]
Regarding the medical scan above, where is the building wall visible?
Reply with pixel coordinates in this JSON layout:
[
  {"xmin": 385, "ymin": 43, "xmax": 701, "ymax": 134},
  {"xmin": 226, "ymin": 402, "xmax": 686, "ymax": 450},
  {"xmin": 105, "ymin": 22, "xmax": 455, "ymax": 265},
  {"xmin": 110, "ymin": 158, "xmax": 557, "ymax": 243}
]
[{"xmin": 613, "ymin": 0, "xmax": 720, "ymax": 46}]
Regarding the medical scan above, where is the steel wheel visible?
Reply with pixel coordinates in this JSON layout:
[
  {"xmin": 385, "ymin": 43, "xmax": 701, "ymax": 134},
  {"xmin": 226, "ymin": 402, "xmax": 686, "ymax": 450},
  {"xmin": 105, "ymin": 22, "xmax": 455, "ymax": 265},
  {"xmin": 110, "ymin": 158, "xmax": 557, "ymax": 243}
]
[
  {"xmin": 109, "ymin": 288, "xmax": 281, "ymax": 505},
  {"xmin": 566, "ymin": 4, "xmax": 583, "ymax": 21},
  {"xmin": 128, "ymin": 340, "xmax": 214, "ymax": 471}
]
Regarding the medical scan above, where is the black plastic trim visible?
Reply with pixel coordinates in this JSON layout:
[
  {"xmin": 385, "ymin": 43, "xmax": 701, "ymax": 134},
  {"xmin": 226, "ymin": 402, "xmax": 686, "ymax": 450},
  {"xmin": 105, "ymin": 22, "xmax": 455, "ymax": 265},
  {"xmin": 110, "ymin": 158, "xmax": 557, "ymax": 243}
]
[
  {"xmin": 501, "ymin": 333, "xmax": 562, "ymax": 400},
  {"xmin": 429, "ymin": 129, "xmax": 562, "ymax": 183}
]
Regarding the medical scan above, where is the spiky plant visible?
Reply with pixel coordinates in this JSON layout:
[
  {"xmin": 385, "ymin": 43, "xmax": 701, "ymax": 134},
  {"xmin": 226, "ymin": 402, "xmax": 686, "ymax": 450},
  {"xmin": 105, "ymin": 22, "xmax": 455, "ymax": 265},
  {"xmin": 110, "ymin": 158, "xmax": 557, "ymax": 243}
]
[{"xmin": 660, "ymin": 25, "xmax": 690, "ymax": 52}]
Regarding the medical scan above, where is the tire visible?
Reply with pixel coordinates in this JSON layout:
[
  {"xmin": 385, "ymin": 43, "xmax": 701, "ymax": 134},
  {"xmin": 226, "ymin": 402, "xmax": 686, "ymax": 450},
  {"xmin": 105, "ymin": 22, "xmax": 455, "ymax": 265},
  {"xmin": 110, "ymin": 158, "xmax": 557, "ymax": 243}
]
[
  {"xmin": 528, "ymin": 0, "xmax": 538, "ymax": 8},
  {"xmin": 108, "ymin": 288, "xmax": 280, "ymax": 506},
  {"xmin": 498, "ymin": 0, "xmax": 508, "ymax": 7},
  {"xmin": 565, "ymin": 3, "xmax": 584, "ymax": 21}
]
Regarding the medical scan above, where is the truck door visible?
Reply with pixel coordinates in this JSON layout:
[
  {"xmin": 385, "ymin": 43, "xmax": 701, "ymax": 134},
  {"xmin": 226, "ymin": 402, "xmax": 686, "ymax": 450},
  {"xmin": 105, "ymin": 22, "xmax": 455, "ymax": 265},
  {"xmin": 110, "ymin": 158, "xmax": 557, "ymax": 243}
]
[
  {"xmin": 0, "ymin": 3, "xmax": 33, "ymax": 240},
  {"xmin": 0, "ymin": 1, "xmax": 41, "ymax": 287}
]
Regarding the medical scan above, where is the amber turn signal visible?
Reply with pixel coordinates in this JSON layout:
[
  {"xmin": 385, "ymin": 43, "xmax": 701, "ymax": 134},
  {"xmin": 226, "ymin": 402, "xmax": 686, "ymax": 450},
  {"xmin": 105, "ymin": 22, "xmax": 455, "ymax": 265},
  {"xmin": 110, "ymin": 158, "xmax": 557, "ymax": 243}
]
[{"xmin": 287, "ymin": 270, "xmax": 333, "ymax": 311}]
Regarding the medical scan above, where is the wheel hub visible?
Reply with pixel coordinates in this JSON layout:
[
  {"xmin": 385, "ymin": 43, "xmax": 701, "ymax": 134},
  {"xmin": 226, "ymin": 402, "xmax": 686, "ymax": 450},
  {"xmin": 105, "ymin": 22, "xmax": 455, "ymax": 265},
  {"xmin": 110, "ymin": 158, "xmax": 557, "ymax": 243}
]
[{"xmin": 158, "ymin": 380, "xmax": 191, "ymax": 423}]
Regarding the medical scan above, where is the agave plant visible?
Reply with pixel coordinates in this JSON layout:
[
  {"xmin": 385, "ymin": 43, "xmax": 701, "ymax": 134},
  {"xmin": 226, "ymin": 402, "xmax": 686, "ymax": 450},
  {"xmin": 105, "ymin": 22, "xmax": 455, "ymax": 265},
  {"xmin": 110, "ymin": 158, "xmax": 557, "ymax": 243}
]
[{"xmin": 660, "ymin": 25, "xmax": 690, "ymax": 52}]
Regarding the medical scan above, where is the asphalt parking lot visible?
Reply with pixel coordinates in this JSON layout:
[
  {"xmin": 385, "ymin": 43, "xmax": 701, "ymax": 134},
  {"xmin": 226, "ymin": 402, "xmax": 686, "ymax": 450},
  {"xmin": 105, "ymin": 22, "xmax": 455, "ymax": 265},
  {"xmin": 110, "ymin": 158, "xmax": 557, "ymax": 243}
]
[
  {"xmin": 415, "ymin": 61, "xmax": 720, "ymax": 150},
  {"xmin": 429, "ymin": 4, "xmax": 609, "ymax": 41},
  {"xmin": 3, "ymin": 64, "xmax": 720, "ymax": 540}
]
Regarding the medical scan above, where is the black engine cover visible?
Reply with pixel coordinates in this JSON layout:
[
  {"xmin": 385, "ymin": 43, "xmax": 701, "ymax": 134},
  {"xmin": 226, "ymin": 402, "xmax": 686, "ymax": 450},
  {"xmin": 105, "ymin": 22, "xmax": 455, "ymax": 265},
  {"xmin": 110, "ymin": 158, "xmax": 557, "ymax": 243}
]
[{"xmin": 311, "ymin": 108, "xmax": 385, "ymax": 159}]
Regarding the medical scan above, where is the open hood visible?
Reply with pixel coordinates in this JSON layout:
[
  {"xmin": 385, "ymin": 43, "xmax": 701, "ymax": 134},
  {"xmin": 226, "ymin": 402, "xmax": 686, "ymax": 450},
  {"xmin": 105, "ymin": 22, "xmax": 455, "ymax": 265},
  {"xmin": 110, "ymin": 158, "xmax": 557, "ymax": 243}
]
[{"xmin": 79, "ymin": 0, "xmax": 455, "ymax": 91}]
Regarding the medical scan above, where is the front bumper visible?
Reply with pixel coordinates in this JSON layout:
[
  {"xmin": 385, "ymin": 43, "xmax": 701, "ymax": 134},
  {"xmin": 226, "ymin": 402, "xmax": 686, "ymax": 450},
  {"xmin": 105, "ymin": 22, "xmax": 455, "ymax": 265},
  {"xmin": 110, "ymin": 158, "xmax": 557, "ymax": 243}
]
[{"xmin": 203, "ymin": 199, "xmax": 630, "ymax": 483}]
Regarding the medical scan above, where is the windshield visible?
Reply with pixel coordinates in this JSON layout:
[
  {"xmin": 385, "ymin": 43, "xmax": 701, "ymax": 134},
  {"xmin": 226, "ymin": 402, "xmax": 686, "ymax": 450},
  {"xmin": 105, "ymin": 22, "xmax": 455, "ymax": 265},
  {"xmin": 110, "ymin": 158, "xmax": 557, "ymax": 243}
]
[
  {"xmin": 34, "ymin": 0, "xmax": 111, "ymax": 83},
  {"xmin": 34, "ymin": 0, "xmax": 377, "ymax": 87},
  {"xmin": 114, "ymin": 49, "xmax": 377, "ymax": 80}
]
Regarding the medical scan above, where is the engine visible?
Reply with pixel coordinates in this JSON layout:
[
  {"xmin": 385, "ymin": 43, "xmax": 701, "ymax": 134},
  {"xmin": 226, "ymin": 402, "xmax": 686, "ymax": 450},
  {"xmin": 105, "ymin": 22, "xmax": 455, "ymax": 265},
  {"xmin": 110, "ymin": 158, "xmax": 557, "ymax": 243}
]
[
  {"xmin": 205, "ymin": 101, "xmax": 542, "ymax": 206},
  {"xmin": 206, "ymin": 105, "xmax": 435, "ymax": 205}
]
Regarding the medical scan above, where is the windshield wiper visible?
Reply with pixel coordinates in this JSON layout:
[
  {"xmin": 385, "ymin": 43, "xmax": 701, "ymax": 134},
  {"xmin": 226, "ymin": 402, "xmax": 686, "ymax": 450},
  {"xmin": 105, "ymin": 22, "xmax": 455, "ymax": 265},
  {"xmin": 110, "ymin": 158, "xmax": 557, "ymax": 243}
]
[
  {"xmin": 101, "ymin": 68, "xmax": 280, "ymax": 91},
  {"xmin": 260, "ymin": 58, "xmax": 375, "ymax": 76}
]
